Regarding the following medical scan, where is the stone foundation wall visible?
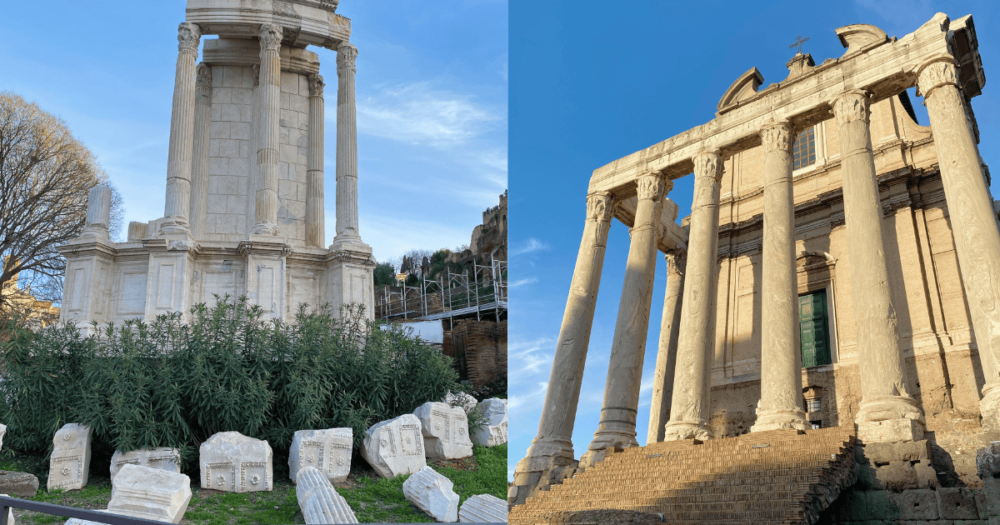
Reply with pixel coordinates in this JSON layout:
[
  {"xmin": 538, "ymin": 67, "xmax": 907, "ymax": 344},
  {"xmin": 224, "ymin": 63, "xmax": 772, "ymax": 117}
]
[{"xmin": 819, "ymin": 483, "xmax": 1000, "ymax": 523}]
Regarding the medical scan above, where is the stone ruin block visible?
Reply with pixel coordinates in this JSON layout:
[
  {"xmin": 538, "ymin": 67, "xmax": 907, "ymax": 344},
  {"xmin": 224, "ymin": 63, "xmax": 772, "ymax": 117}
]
[
  {"xmin": 459, "ymin": 493, "xmax": 507, "ymax": 523},
  {"xmin": 106, "ymin": 464, "xmax": 192, "ymax": 523},
  {"xmin": 110, "ymin": 447, "xmax": 181, "ymax": 483},
  {"xmin": 199, "ymin": 431, "xmax": 273, "ymax": 493},
  {"xmin": 295, "ymin": 466, "xmax": 359, "ymax": 524},
  {"xmin": 360, "ymin": 414, "xmax": 426, "ymax": 478},
  {"xmin": 47, "ymin": 423, "xmax": 91, "ymax": 492},
  {"xmin": 443, "ymin": 391, "xmax": 478, "ymax": 414},
  {"xmin": 471, "ymin": 398, "xmax": 507, "ymax": 447},
  {"xmin": 0, "ymin": 470, "xmax": 38, "ymax": 497},
  {"xmin": 289, "ymin": 428, "xmax": 352, "ymax": 484},
  {"xmin": 977, "ymin": 441, "xmax": 1000, "ymax": 479},
  {"xmin": 402, "ymin": 466, "xmax": 459, "ymax": 523},
  {"xmin": 414, "ymin": 402, "xmax": 473, "ymax": 460}
]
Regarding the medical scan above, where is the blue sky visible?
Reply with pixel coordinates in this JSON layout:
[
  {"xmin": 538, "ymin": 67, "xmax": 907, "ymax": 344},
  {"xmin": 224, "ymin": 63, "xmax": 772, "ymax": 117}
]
[
  {"xmin": 1, "ymin": 1, "xmax": 508, "ymax": 264},
  {"xmin": 508, "ymin": 0, "xmax": 1000, "ymax": 480}
]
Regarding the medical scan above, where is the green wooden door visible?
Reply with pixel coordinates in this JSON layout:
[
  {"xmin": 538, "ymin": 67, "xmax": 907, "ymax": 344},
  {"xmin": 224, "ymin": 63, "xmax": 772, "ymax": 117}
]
[{"xmin": 799, "ymin": 291, "xmax": 831, "ymax": 368}]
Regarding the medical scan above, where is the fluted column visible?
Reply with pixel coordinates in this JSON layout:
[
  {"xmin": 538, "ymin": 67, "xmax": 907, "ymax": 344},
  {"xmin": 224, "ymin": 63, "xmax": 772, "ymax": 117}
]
[
  {"xmin": 161, "ymin": 22, "xmax": 201, "ymax": 235},
  {"xmin": 918, "ymin": 60, "xmax": 1000, "ymax": 436},
  {"xmin": 581, "ymin": 172, "xmax": 669, "ymax": 465},
  {"xmin": 251, "ymin": 24, "xmax": 282, "ymax": 236},
  {"xmin": 751, "ymin": 121, "xmax": 810, "ymax": 433},
  {"xmin": 647, "ymin": 250, "xmax": 686, "ymax": 444},
  {"xmin": 832, "ymin": 89, "xmax": 924, "ymax": 441},
  {"xmin": 83, "ymin": 183, "xmax": 112, "ymax": 239},
  {"xmin": 333, "ymin": 42, "xmax": 361, "ymax": 246},
  {"xmin": 306, "ymin": 73, "xmax": 326, "ymax": 248},
  {"xmin": 663, "ymin": 151, "xmax": 723, "ymax": 441},
  {"xmin": 189, "ymin": 63, "xmax": 212, "ymax": 240}
]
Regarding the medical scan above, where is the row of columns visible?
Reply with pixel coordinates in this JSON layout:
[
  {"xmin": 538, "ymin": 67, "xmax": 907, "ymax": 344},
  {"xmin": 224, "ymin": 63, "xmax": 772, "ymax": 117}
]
[{"xmin": 161, "ymin": 21, "xmax": 360, "ymax": 249}]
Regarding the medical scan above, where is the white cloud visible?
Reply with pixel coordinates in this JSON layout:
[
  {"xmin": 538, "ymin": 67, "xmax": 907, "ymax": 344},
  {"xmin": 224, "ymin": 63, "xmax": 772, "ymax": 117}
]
[
  {"xmin": 508, "ymin": 336, "xmax": 556, "ymax": 382},
  {"xmin": 509, "ymin": 381, "xmax": 548, "ymax": 411},
  {"xmin": 511, "ymin": 238, "xmax": 549, "ymax": 257},
  {"xmin": 509, "ymin": 278, "xmax": 538, "ymax": 288}
]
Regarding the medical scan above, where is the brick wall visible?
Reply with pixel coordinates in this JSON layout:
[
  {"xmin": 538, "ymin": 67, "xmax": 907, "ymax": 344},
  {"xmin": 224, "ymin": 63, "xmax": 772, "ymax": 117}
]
[{"xmin": 447, "ymin": 320, "xmax": 506, "ymax": 388}]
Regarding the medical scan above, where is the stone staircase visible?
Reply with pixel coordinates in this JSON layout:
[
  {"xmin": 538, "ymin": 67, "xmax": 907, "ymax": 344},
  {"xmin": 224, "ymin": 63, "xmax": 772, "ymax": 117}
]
[{"xmin": 509, "ymin": 426, "xmax": 859, "ymax": 525}]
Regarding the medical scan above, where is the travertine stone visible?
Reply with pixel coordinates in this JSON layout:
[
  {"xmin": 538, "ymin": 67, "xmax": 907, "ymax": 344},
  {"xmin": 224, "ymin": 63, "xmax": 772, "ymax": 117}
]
[
  {"xmin": 106, "ymin": 464, "xmax": 191, "ymax": 523},
  {"xmin": 126, "ymin": 221, "xmax": 147, "ymax": 241},
  {"xmin": 584, "ymin": 172, "xmax": 669, "ymax": 462},
  {"xmin": 751, "ymin": 121, "xmax": 809, "ymax": 433},
  {"xmin": 305, "ymin": 73, "xmax": 325, "ymax": 248},
  {"xmin": 199, "ymin": 431, "xmax": 273, "ymax": 493},
  {"xmin": 189, "ymin": 63, "xmax": 212, "ymax": 240},
  {"xmin": 458, "ymin": 494, "xmax": 507, "ymax": 523},
  {"xmin": 47, "ymin": 423, "xmax": 92, "ymax": 492},
  {"xmin": 0, "ymin": 470, "xmax": 38, "ymax": 497},
  {"xmin": 162, "ymin": 22, "xmax": 201, "ymax": 235},
  {"xmin": 83, "ymin": 183, "xmax": 112, "ymax": 238},
  {"xmin": 402, "ymin": 466, "xmax": 459, "ymax": 523},
  {"xmin": 333, "ymin": 42, "xmax": 361, "ymax": 246},
  {"xmin": 360, "ymin": 414, "xmax": 426, "ymax": 478},
  {"xmin": 414, "ymin": 402, "xmax": 474, "ymax": 460},
  {"xmin": 110, "ymin": 447, "xmax": 181, "ymax": 483},
  {"xmin": 919, "ymin": 59, "xmax": 1000, "ymax": 436},
  {"xmin": 295, "ymin": 466, "xmax": 359, "ymax": 524},
  {"xmin": 442, "ymin": 391, "xmax": 478, "ymax": 414},
  {"xmin": 664, "ymin": 152, "xmax": 723, "ymax": 441},
  {"xmin": 976, "ymin": 442, "xmax": 1000, "ymax": 479},
  {"xmin": 648, "ymin": 250, "xmax": 685, "ymax": 444},
  {"xmin": 858, "ymin": 417, "xmax": 924, "ymax": 444},
  {"xmin": 251, "ymin": 23, "xmax": 282, "ymax": 236},
  {"xmin": 288, "ymin": 428, "xmax": 352, "ymax": 484},
  {"xmin": 471, "ymin": 398, "xmax": 507, "ymax": 447},
  {"xmin": 832, "ymin": 89, "xmax": 924, "ymax": 438}
]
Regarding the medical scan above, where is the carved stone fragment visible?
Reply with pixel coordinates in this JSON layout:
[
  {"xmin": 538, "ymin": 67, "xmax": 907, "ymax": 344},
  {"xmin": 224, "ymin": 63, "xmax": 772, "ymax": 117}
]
[
  {"xmin": 110, "ymin": 447, "xmax": 181, "ymax": 483},
  {"xmin": 289, "ymin": 428, "xmax": 352, "ymax": 484},
  {"xmin": 414, "ymin": 402, "xmax": 474, "ymax": 460},
  {"xmin": 47, "ymin": 423, "xmax": 92, "ymax": 492},
  {"xmin": 295, "ymin": 466, "xmax": 359, "ymax": 524},
  {"xmin": 199, "ymin": 432, "xmax": 273, "ymax": 493},
  {"xmin": 459, "ymin": 494, "xmax": 507, "ymax": 523},
  {"xmin": 442, "ymin": 391, "xmax": 478, "ymax": 414},
  {"xmin": 402, "ymin": 466, "xmax": 459, "ymax": 523},
  {"xmin": 360, "ymin": 414, "xmax": 426, "ymax": 478},
  {"xmin": 106, "ymin": 464, "xmax": 192, "ymax": 523},
  {"xmin": 471, "ymin": 398, "xmax": 507, "ymax": 447}
]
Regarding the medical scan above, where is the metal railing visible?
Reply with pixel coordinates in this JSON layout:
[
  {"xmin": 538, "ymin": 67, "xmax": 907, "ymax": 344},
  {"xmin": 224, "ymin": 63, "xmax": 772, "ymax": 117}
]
[{"xmin": 376, "ymin": 256, "xmax": 507, "ymax": 323}]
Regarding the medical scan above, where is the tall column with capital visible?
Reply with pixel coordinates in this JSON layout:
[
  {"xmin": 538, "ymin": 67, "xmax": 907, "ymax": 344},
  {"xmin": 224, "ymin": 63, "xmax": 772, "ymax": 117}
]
[
  {"xmin": 663, "ymin": 151, "xmax": 723, "ymax": 441},
  {"xmin": 161, "ymin": 22, "xmax": 201, "ymax": 235},
  {"xmin": 251, "ymin": 24, "xmax": 283, "ymax": 236},
  {"xmin": 333, "ymin": 42, "xmax": 361, "ymax": 246},
  {"xmin": 306, "ymin": 74, "xmax": 326, "ymax": 248},
  {"xmin": 511, "ymin": 191, "xmax": 615, "ymax": 505},
  {"xmin": 581, "ymin": 172, "xmax": 669, "ymax": 467},
  {"xmin": 918, "ymin": 60, "xmax": 1000, "ymax": 436},
  {"xmin": 832, "ymin": 89, "xmax": 924, "ymax": 441},
  {"xmin": 751, "ymin": 122, "xmax": 810, "ymax": 432},
  {"xmin": 647, "ymin": 250, "xmax": 686, "ymax": 444},
  {"xmin": 189, "ymin": 63, "xmax": 212, "ymax": 240}
]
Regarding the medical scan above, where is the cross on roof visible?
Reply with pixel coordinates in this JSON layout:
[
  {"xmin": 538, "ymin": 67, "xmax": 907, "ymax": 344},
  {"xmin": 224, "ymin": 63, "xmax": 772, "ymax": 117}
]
[{"xmin": 790, "ymin": 35, "xmax": 810, "ymax": 54}]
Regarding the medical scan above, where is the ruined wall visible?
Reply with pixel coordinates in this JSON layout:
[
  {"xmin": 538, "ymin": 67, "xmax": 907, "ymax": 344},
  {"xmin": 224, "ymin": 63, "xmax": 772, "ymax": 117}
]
[{"xmin": 447, "ymin": 320, "xmax": 507, "ymax": 388}]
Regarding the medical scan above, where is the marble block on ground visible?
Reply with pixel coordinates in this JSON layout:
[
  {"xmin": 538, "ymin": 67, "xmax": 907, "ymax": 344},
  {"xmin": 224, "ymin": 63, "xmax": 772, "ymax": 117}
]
[
  {"xmin": 402, "ymin": 466, "xmax": 459, "ymax": 523},
  {"xmin": 0, "ymin": 470, "xmax": 38, "ymax": 497},
  {"xmin": 471, "ymin": 398, "xmax": 507, "ymax": 447},
  {"xmin": 0, "ymin": 423, "xmax": 6, "ymax": 453},
  {"xmin": 107, "ymin": 464, "xmax": 191, "ymax": 523},
  {"xmin": 48, "ymin": 423, "xmax": 92, "ymax": 492},
  {"xmin": 459, "ymin": 494, "xmax": 507, "ymax": 523},
  {"xmin": 199, "ymin": 431, "xmax": 273, "ymax": 492},
  {"xmin": 414, "ymin": 402, "xmax": 474, "ymax": 460},
  {"xmin": 360, "ymin": 414, "xmax": 426, "ymax": 478},
  {"xmin": 110, "ymin": 447, "xmax": 181, "ymax": 483},
  {"xmin": 295, "ymin": 466, "xmax": 359, "ymax": 524},
  {"xmin": 443, "ymin": 391, "xmax": 478, "ymax": 414},
  {"xmin": 289, "ymin": 428, "xmax": 352, "ymax": 484}
]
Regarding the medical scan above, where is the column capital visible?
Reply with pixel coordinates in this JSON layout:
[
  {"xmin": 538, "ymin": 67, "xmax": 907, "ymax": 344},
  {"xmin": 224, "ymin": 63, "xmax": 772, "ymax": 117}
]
[
  {"xmin": 586, "ymin": 192, "xmax": 615, "ymax": 224},
  {"xmin": 338, "ymin": 42, "xmax": 358, "ymax": 75},
  {"xmin": 258, "ymin": 24, "xmax": 283, "ymax": 53},
  {"xmin": 196, "ymin": 63, "xmax": 212, "ymax": 88},
  {"xmin": 693, "ymin": 151, "xmax": 723, "ymax": 182},
  {"xmin": 308, "ymin": 73, "xmax": 325, "ymax": 98},
  {"xmin": 636, "ymin": 171, "xmax": 672, "ymax": 201},
  {"xmin": 665, "ymin": 249, "xmax": 686, "ymax": 276},
  {"xmin": 832, "ymin": 89, "xmax": 871, "ymax": 125},
  {"xmin": 759, "ymin": 121, "xmax": 793, "ymax": 152},
  {"xmin": 916, "ymin": 58, "xmax": 958, "ymax": 99},
  {"xmin": 177, "ymin": 22, "xmax": 201, "ymax": 57}
]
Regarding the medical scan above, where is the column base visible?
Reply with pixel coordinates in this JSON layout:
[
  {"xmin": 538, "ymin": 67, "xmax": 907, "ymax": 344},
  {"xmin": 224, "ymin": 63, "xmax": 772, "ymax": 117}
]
[
  {"xmin": 857, "ymin": 418, "xmax": 925, "ymax": 443},
  {"xmin": 510, "ymin": 444, "xmax": 579, "ymax": 507},
  {"xmin": 159, "ymin": 218, "xmax": 191, "ymax": 236},
  {"xmin": 250, "ymin": 222, "xmax": 279, "ymax": 236},
  {"xmin": 979, "ymin": 383, "xmax": 1000, "ymax": 438},
  {"xmin": 662, "ymin": 419, "xmax": 714, "ymax": 441},
  {"xmin": 856, "ymin": 395, "xmax": 925, "ymax": 425},
  {"xmin": 750, "ymin": 407, "xmax": 811, "ymax": 433}
]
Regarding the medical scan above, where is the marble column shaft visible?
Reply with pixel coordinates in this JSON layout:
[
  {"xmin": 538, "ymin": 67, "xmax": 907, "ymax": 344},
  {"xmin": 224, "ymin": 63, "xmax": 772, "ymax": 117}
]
[
  {"xmin": 162, "ymin": 22, "xmax": 201, "ymax": 234},
  {"xmin": 252, "ymin": 24, "xmax": 283, "ymax": 236},
  {"xmin": 85, "ymin": 183, "xmax": 112, "ymax": 234},
  {"xmin": 189, "ymin": 63, "xmax": 212, "ymax": 240},
  {"xmin": 918, "ymin": 60, "xmax": 1000, "ymax": 435},
  {"xmin": 663, "ymin": 151, "xmax": 723, "ymax": 441},
  {"xmin": 751, "ymin": 122, "xmax": 809, "ymax": 433},
  {"xmin": 306, "ymin": 74, "xmax": 326, "ymax": 248},
  {"xmin": 334, "ymin": 42, "xmax": 360, "ymax": 244},
  {"xmin": 647, "ymin": 250, "xmax": 686, "ymax": 444},
  {"xmin": 832, "ymin": 89, "xmax": 923, "ymax": 432}
]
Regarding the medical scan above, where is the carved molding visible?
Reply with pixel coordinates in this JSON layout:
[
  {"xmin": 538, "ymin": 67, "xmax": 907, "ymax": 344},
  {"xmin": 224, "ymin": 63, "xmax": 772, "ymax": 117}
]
[
  {"xmin": 836, "ymin": 24, "xmax": 888, "ymax": 56},
  {"xmin": 760, "ymin": 122, "xmax": 793, "ymax": 152},
  {"xmin": 177, "ymin": 22, "xmax": 201, "ymax": 57},
  {"xmin": 258, "ymin": 24, "xmax": 283, "ymax": 53},
  {"xmin": 916, "ymin": 59, "xmax": 957, "ymax": 99},
  {"xmin": 337, "ymin": 42, "xmax": 358, "ymax": 75},
  {"xmin": 717, "ymin": 67, "xmax": 764, "ymax": 114},
  {"xmin": 196, "ymin": 63, "xmax": 212, "ymax": 88},
  {"xmin": 308, "ymin": 73, "xmax": 325, "ymax": 97},
  {"xmin": 832, "ymin": 90, "xmax": 870, "ymax": 125}
]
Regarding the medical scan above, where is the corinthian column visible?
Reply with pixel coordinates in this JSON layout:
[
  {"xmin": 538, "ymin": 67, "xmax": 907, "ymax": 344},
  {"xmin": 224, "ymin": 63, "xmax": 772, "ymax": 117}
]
[
  {"xmin": 918, "ymin": 59, "xmax": 1000, "ymax": 436},
  {"xmin": 252, "ymin": 23, "xmax": 282, "ymax": 236},
  {"xmin": 306, "ymin": 74, "xmax": 326, "ymax": 248},
  {"xmin": 511, "ymin": 191, "xmax": 614, "ymax": 504},
  {"xmin": 647, "ymin": 250, "xmax": 685, "ymax": 444},
  {"xmin": 333, "ymin": 42, "xmax": 361, "ymax": 246},
  {"xmin": 189, "ymin": 63, "xmax": 212, "ymax": 240},
  {"xmin": 832, "ymin": 89, "xmax": 924, "ymax": 442},
  {"xmin": 581, "ymin": 172, "xmax": 669, "ymax": 466},
  {"xmin": 751, "ymin": 122, "xmax": 810, "ymax": 433},
  {"xmin": 161, "ymin": 22, "xmax": 201, "ymax": 235},
  {"xmin": 663, "ymin": 151, "xmax": 723, "ymax": 441}
]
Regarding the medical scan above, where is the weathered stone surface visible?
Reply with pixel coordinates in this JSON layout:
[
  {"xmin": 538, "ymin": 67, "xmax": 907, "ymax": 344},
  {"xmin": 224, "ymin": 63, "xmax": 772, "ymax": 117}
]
[
  {"xmin": 360, "ymin": 414, "xmax": 426, "ymax": 478},
  {"xmin": 864, "ymin": 440, "xmax": 931, "ymax": 464},
  {"xmin": 199, "ymin": 431, "xmax": 273, "ymax": 492},
  {"xmin": 914, "ymin": 459, "xmax": 940, "ymax": 489},
  {"xmin": 936, "ymin": 486, "xmax": 978, "ymax": 519},
  {"xmin": 110, "ymin": 447, "xmax": 181, "ymax": 483},
  {"xmin": 107, "ymin": 464, "xmax": 192, "ymax": 523},
  {"xmin": 458, "ymin": 494, "xmax": 507, "ymax": 523},
  {"xmin": 295, "ymin": 466, "xmax": 358, "ymax": 524},
  {"xmin": 289, "ymin": 428, "xmax": 352, "ymax": 484},
  {"xmin": 471, "ymin": 398, "xmax": 507, "ymax": 447},
  {"xmin": 874, "ymin": 461, "xmax": 918, "ymax": 491},
  {"xmin": 896, "ymin": 489, "xmax": 938, "ymax": 520},
  {"xmin": 864, "ymin": 489, "xmax": 899, "ymax": 520},
  {"xmin": 48, "ymin": 423, "xmax": 92, "ymax": 492},
  {"xmin": 402, "ymin": 466, "xmax": 459, "ymax": 523},
  {"xmin": 977, "ymin": 442, "xmax": 1000, "ymax": 479},
  {"xmin": 414, "ymin": 402, "xmax": 473, "ymax": 460},
  {"xmin": 0, "ymin": 494, "xmax": 13, "ymax": 525},
  {"xmin": 0, "ymin": 470, "xmax": 38, "ymax": 497},
  {"xmin": 858, "ymin": 418, "xmax": 924, "ymax": 444},
  {"xmin": 442, "ymin": 391, "xmax": 478, "ymax": 414}
]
